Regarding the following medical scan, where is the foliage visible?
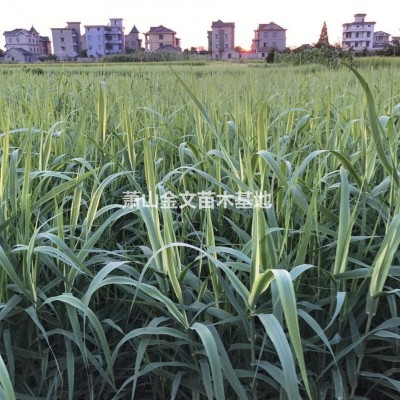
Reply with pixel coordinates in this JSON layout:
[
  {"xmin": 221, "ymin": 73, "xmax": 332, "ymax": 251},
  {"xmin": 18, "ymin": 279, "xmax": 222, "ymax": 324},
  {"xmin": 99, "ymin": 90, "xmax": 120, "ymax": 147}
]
[
  {"xmin": 316, "ymin": 21, "xmax": 330, "ymax": 48},
  {"xmin": 275, "ymin": 46, "xmax": 353, "ymax": 67},
  {"xmin": 0, "ymin": 61, "xmax": 400, "ymax": 399},
  {"xmin": 103, "ymin": 51, "xmax": 210, "ymax": 63},
  {"xmin": 265, "ymin": 48, "xmax": 276, "ymax": 63}
]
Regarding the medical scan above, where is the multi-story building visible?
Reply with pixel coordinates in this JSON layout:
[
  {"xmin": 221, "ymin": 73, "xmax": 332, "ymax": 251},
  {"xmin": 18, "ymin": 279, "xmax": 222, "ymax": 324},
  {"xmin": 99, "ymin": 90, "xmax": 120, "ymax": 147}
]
[
  {"xmin": 209, "ymin": 20, "xmax": 239, "ymax": 60},
  {"xmin": 3, "ymin": 26, "xmax": 52, "ymax": 61},
  {"xmin": 342, "ymin": 14, "xmax": 375, "ymax": 51},
  {"xmin": 373, "ymin": 31, "xmax": 391, "ymax": 49},
  {"xmin": 125, "ymin": 25, "xmax": 142, "ymax": 52},
  {"xmin": 144, "ymin": 25, "xmax": 181, "ymax": 51},
  {"xmin": 251, "ymin": 22, "xmax": 286, "ymax": 57},
  {"xmin": 51, "ymin": 22, "xmax": 82, "ymax": 60},
  {"xmin": 85, "ymin": 18, "xmax": 125, "ymax": 57}
]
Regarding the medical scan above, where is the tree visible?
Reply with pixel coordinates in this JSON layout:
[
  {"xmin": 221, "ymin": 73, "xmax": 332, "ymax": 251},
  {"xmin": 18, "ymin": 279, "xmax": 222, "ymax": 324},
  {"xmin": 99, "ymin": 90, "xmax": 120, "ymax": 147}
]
[{"xmin": 316, "ymin": 22, "xmax": 330, "ymax": 48}]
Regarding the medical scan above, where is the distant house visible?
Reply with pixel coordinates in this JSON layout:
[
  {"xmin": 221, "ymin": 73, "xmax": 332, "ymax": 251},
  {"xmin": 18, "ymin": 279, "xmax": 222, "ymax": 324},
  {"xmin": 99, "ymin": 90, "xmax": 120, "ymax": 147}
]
[
  {"xmin": 51, "ymin": 22, "xmax": 82, "ymax": 60},
  {"xmin": 144, "ymin": 25, "xmax": 181, "ymax": 51},
  {"xmin": 373, "ymin": 31, "xmax": 391, "ymax": 49},
  {"xmin": 125, "ymin": 25, "xmax": 142, "ymax": 52},
  {"xmin": 342, "ymin": 14, "xmax": 375, "ymax": 51},
  {"xmin": 209, "ymin": 20, "xmax": 239, "ymax": 60},
  {"xmin": 85, "ymin": 18, "xmax": 125, "ymax": 57},
  {"xmin": 251, "ymin": 22, "xmax": 286, "ymax": 57},
  {"xmin": 39, "ymin": 36, "xmax": 52, "ymax": 55},
  {"xmin": 4, "ymin": 47, "xmax": 38, "ymax": 63},
  {"xmin": 3, "ymin": 26, "xmax": 52, "ymax": 62}
]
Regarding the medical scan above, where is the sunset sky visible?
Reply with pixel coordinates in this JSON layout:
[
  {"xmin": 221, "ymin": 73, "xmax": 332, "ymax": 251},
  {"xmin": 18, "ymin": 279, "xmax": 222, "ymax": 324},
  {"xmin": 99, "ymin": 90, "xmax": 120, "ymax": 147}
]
[{"xmin": 1, "ymin": 0, "xmax": 399, "ymax": 50}]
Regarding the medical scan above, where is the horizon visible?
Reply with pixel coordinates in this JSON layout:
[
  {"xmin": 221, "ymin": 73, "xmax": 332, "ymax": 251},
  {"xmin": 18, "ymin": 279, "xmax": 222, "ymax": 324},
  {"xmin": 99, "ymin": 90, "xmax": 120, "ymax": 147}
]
[{"xmin": 2, "ymin": 0, "xmax": 399, "ymax": 52}]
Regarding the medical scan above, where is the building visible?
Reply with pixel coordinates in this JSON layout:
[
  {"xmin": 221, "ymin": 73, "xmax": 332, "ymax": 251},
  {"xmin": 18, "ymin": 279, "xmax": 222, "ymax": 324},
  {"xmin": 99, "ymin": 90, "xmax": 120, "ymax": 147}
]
[
  {"xmin": 144, "ymin": 25, "xmax": 181, "ymax": 51},
  {"xmin": 251, "ymin": 22, "xmax": 287, "ymax": 57},
  {"xmin": 39, "ymin": 36, "xmax": 52, "ymax": 55},
  {"xmin": 4, "ymin": 48, "xmax": 38, "ymax": 63},
  {"xmin": 3, "ymin": 26, "xmax": 52, "ymax": 61},
  {"xmin": 373, "ymin": 31, "xmax": 391, "ymax": 49},
  {"xmin": 51, "ymin": 22, "xmax": 82, "ymax": 60},
  {"xmin": 342, "ymin": 14, "xmax": 375, "ymax": 51},
  {"xmin": 84, "ymin": 18, "xmax": 125, "ymax": 57},
  {"xmin": 209, "ymin": 20, "xmax": 239, "ymax": 60},
  {"xmin": 125, "ymin": 25, "xmax": 142, "ymax": 52}
]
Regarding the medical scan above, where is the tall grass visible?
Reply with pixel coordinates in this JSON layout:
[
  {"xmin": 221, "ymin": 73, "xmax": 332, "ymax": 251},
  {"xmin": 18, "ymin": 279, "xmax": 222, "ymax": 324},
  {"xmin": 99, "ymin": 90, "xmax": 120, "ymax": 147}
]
[{"xmin": 0, "ymin": 61, "xmax": 400, "ymax": 399}]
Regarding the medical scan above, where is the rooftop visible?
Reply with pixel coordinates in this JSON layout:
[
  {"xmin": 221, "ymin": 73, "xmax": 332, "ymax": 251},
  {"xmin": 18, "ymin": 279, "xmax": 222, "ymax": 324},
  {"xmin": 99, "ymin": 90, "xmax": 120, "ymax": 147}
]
[
  {"xmin": 257, "ymin": 22, "xmax": 286, "ymax": 31},
  {"xmin": 212, "ymin": 20, "xmax": 235, "ymax": 28},
  {"xmin": 146, "ymin": 25, "xmax": 176, "ymax": 34},
  {"xmin": 129, "ymin": 25, "xmax": 140, "ymax": 34}
]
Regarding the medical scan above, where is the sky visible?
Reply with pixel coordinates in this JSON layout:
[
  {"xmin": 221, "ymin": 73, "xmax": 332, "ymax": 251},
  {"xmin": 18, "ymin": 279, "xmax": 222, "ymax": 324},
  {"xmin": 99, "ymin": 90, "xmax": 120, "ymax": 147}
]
[{"xmin": 1, "ymin": 0, "xmax": 399, "ymax": 51}]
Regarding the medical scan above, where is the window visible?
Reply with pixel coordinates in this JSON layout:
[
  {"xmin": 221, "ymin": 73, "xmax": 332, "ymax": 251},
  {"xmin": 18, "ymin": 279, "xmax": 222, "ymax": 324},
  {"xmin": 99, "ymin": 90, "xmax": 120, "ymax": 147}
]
[
  {"xmin": 225, "ymin": 34, "xmax": 228, "ymax": 38},
  {"xmin": 264, "ymin": 42, "xmax": 267, "ymax": 47},
  {"xmin": 215, "ymin": 44, "xmax": 218, "ymax": 49},
  {"xmin": 272, "ymin": 31, "xmax": 277, "ymax": 37},
  {"xmin": 97, "ymin": 28, "xmax": 100, "ymax": 31},
  {"xmin": 9, "ymin": 38, "xmax": 12, "ymax": 42},
  {"xmin": 87, "ymin": 35, "xmax": 92, "ymax": 41},
  {"xmin": 97, "ymin": 35, "xmax": 102, "ymax": 41},
  {"xmin": 159, "ymin": 43, "xmax": 164, "ymax": 48},
  {"xmin": 356, "ymin": 33, "xmax": 359, "ymax": 38},
  {"xmin": 263, "ymin": 32, "xmax": 268, "ymax": 38},
  {"xmin": 346, "ymin": 33, "xmax": 351, "ymax": 38},
  {"xmin": 228, "ymin": 53, "xmax": 231, "ymax": 59},
  {"xmin": 61, "ymin": 46, "xmax": 65, "ymax": 51},
  {"xmin": 215, "ymin": 34, "xmax": 218, "ymax": 39},
  {"xmin": 159, "ymin": 34, "xmax": 164, "ymax": 40},
  {"xmin": 29, "ymin": 38, "xmax": 31, "ymax": 42},
  {"xmin": 367, "ymin": 32, "xmax": 371, "ymax": 37},
  {"xmin": 89, "ymin": 45, "xmax": 93, "ymax": 50},
  {"xmin": 272, "ymin": 42, "xmax": 277, "ymax": 48},
  {"xmin": 61, "ymin": 38, "xmax": 65, "ymax": 42},
  {"xmin": 30, "ymin": 47, "xmax": 32, "ymax": 51},
  {"xmin": 355, "ymin": 42, "xmax": 359, "ymax": 47},
  {"xmin": 225, "ymin": 43, "xmax": 228, "ymax": 48},
  {"xmin": 261, "ymin": 52, "xmax": 265, "ymax": 57},
  {"xmin": 366, "ymin": 41, "xmax": 370, "ymax": 47},
  {"xmin": 17, "ymin": 38, "xmax": 19, "ymax": 43}
]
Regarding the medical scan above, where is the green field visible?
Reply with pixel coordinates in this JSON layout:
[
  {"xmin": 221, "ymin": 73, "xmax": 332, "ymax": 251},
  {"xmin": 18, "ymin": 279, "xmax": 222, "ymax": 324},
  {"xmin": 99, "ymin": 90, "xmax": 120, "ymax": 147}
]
[{"xmin": 1, "ymin": 60, "xmax": 400, "ymax": 399}]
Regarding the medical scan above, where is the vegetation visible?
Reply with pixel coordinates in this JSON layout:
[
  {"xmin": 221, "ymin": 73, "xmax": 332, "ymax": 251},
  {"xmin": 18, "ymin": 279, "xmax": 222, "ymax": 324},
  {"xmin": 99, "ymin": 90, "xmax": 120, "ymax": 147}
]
[
  {"xmin": 316, "ymin": 22, "xmax": 330, "ymax": 48},
  {"xmin": 0, "ymin": 61, "xmax": 400, "ymax": 399},
  {"xmin": 275, "ymin": 46, "xmax": 352, "ymax": 68},
  {"xmin": 103, "ymin": 51, "xmax": 210, "ymax": 63}
]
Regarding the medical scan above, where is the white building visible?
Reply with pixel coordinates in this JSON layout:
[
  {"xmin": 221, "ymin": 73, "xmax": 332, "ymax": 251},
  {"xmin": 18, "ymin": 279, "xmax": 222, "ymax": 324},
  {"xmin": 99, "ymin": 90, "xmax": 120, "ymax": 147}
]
[
  {"xmin": 342, "ymin": 14, "xmax": 375, "ymax": 51},
  {"xmin": 373, "ymin": 31, "xmax": 391, "ymax": 49},
  {"xmin": 208, "ymin": 20, "xmax": 240, "ymax": 60},
  {"xmin": 51, "ymin": 22, "xmax": 82, "ymax": 60},
  {"xmin": 144, "ymin": 26, "xmax": 181, "ymax": 52},
  {"xmin": 251, "ymin": 22, "xmax": 287, "ymax": 58},
  {"xmin": 3, "ymin": 26, "xmax": 51, "ymax": 62},
  {"xmin": 85, "ymin": 18, "xmax": 125, "ymax": 57}
]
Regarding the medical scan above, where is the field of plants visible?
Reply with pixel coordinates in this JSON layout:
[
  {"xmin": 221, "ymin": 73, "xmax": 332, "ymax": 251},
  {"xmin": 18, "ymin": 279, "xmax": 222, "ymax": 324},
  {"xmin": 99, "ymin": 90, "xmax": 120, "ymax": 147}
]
[{"xmin": 0, "ymin": 60, "xmax": 400, "ymax": 399}]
